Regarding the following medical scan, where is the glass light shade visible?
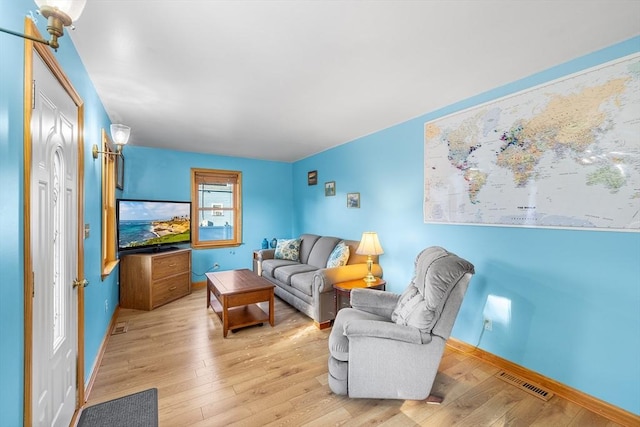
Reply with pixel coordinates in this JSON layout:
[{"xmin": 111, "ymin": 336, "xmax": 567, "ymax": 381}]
[
  {"xmin": 110, "ymin": 124, "xmax": 131, "ymax": 146},
  {"xmin": 35, "ymin": 0, "xmax": 87, "ymax": 22},
  {"xmin": 356, "ymin": 232, "xmax": 384, "ymax": 256}
]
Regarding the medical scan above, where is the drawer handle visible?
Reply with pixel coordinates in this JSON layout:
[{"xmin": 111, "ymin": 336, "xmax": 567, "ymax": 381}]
[
  {"xmin": 168, "ymin": 263, "xmax": 177, "ymax": 267},
  {"xmin": 169, "ymin": 286, "xmax": 177, "ymax": 291}
]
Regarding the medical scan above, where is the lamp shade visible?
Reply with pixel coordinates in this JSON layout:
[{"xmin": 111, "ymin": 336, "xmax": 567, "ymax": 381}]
[
  {"xmin": 35, "ymin": 0, "xmax": 87, "ymax": 22},
  {"xmin": 356, "ymin": 232, "xmax": 384, "ymax": 256},
  {"xmin": 110, "ymin": 124, "xmax": 130, "ymax": 146}
]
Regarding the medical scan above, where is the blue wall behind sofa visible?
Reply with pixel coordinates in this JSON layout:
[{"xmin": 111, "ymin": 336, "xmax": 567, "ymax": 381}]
[{"xmin": 292, "ymin": 37, "xmax": 640, "ymax": 415}]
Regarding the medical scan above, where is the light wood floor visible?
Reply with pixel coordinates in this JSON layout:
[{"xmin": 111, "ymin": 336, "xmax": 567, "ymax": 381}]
[{"xmin": 85, "ymin": 287, "xmax": 620, "ymax": 426}]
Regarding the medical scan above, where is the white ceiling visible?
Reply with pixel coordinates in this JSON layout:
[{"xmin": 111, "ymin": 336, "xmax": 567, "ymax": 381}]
[{"xmin": 68, "ymin": 1, "xmax": 640, "ymax": 162}]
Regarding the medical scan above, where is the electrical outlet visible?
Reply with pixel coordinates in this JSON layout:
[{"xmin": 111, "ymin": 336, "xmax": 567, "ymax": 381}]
[
  {"xmin": 105, "ymin": 300, "xmax": 109, "ymax": 313},
  {"xmin": 483, "ymin": 318, "xmax": 492, "ymax": 331}
]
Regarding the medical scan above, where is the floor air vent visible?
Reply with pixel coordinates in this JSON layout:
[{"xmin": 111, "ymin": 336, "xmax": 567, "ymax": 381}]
[
  {"xmin": 112, "ymin": 321, "xmax": 128, "ymax": 335},
  {"xmin": 496, "ymin": 371, "xmax": 554, "ymax": 401}
]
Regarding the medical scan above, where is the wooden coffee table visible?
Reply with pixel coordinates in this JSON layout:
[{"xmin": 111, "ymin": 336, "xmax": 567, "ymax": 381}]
[{"xmin": 206, "ymin": 269, "xmax": 275, "ymax": 337}]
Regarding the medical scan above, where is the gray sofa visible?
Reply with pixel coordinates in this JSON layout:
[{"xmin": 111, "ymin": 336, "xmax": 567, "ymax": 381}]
[{"xmin": 255, "ymin": 234, "xmax": 383, "ymax": 328}]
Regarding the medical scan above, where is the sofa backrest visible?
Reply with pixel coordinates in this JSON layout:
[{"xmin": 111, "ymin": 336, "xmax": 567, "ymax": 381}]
[
  {"xmin": 298, "ymin": 234, "xmax": 321, "ymax": 264},
  {"xmin": 307, "ymin": 236, "xmax": 341, "ymax": 268},
  {"xmin": 343, "ymin": 239, "xmax": 378, "ymax": 265},
  {"xmin": 297, "ymin": 235, "xmax": 379, "ymax": 268}
]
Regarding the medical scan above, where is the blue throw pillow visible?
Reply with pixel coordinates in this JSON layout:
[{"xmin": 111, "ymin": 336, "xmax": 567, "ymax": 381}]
[{"xmin": 326, "ymin": 241, "xmax": 350, "ymax": 268}]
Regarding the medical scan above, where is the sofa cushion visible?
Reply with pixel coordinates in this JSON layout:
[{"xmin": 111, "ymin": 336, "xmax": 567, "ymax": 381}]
[
  {"xmin": 290, "ymin": 270, "xmax": 317, "ymax": 296},
  {"xmin": 274, "ymin": 238, "xmax": 301, "ymax": 261},
  {"xmin": 326, "ymin": 241, "xmax": 350, "ymax": 268},
  {"xmin": 274, "ymin": 264, "xmax": 318, "ymax": 286},
  {"xmin": 298, "ymin": 234, "xmax": 321, "ymax": 264},
  {"xmin": 262, "ymin": 259, "xmax": 298, "ymax": 278},
  {"xmin": 307, "ymin": 236, "xmax": 341, "ymax": 268}
]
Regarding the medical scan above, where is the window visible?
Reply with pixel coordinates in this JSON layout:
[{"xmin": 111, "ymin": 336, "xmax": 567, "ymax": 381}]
[
  {"xmin": 191, "ymin": 168, "xmax": 242, "ymax": 248},
  {"xmin": 100, "ymin": 129, "xmax": 119, "ymax": 278}
]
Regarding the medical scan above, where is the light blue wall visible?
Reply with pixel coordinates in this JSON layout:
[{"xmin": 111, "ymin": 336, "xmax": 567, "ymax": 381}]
[
  {"xmin": 121, "ymin": 146, "xmax": 293, "ymax": 281},
  {"xmin": 0, "ymin": 1, "xmax": 120, "ymax": 425},
  {"xmin": 0, "ymin": 3, "xmax": 27, "ymax": 425},
  {"xmin": 293, "ymin": 37, "xmax": 640, "ymax": 414}
]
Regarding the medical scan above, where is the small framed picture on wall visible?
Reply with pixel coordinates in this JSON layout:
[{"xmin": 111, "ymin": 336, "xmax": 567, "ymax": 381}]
[
  {"xmin": 347, "ymin": 192, "xmax": 360, "ymax": 208},
  {"xmin": 308, "ymin": 170, "xmax": 318, "ymax": 186},
  {"xmin": 325, "ymin": 181, "xmax": 335, "ymax": 196}
]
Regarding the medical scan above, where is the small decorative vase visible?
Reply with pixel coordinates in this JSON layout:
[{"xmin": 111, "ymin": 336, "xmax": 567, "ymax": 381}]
[
  {"xmin": 261, "ymin": 238, "xmax": 269, "ymax": 249},
  {"xmin": 270, "ymin": 238, "xmax": 277, "ymax": 248}
]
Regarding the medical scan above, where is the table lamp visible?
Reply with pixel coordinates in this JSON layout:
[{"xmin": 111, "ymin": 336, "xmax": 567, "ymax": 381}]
[{"xmin": 356, "ymin": 232, "xmax": 384, "ymax": 283}]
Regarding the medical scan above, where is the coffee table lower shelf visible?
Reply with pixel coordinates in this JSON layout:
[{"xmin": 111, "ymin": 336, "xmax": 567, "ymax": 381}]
[
  {"xmin": 208, "ymin": 297, "xmax": 270, "ymax": 334},
  {"xmin": 206, "ymin": 269, "xmax": 275, "ymax": 338}
]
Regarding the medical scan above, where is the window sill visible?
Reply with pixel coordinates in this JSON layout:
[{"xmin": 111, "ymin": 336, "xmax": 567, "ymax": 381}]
[
  {"xmin": 192, "ymin": 241, "xmax": 242, "ymax": 249},
  {"xmin": 101, "ymin": 259, "xmax": 120, "ymax": 280}
]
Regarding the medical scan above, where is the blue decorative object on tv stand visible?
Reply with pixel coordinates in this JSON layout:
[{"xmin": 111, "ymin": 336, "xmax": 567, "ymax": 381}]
[
  {"xmin": 261, "ymin": 238, "xmax": 269, "ymax": 249},
  {"xmin": 270, "ymin": 238, "xmax": 277, "ymax": 248}
]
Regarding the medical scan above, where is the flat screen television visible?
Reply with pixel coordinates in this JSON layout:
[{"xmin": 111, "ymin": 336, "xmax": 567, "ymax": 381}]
[{"xmin": 117, "ymin": 199, "xmax": 191, "ymax": 252}]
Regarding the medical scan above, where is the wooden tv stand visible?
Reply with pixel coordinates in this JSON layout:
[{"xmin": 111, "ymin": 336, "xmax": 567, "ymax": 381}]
[{"xmin": 120, "ymin": 248, "xmax": 191, "ymax": 310}]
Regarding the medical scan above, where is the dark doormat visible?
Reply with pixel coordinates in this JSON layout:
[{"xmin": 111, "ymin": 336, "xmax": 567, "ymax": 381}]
[{"xmin": 78, "ymin": 388, "xmax": 158, "ymax": 427}]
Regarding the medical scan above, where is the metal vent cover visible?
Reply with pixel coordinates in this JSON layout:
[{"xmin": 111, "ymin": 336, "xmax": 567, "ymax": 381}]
[
  {"xmin": 111, "ymin": 321, "xmax": 128, "ymax": 335},
  {"xmin": 496, "ymin": 371, "xmax": 554, "ymax": 401}
]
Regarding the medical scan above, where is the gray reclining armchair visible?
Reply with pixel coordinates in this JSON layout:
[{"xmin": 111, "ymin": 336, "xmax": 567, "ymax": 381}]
[{"xmin": 328, "ymin": 246, "xmax": 474, "ymax": 400}]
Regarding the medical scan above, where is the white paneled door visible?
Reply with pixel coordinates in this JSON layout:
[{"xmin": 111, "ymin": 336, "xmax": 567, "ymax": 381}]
[{"xmin": 31, "ymin": 51, "xmax": 79, "ymax": 427}]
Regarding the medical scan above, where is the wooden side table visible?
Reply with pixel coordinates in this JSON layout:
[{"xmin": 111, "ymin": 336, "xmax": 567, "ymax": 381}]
[
  {"xmin": 252, "ymin": 250, "xmax": 262, "ymax": 276},
  {"xmin": 334, "ymin": 278, "xmax": 386, "ymax": 311}
]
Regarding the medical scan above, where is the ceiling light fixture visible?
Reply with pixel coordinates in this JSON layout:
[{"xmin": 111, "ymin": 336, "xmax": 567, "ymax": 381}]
[
  {"xmin": 92, "ymin": 124, "xmax": 131, "ymax": 159},
  {"xmin": 0, "ymin": 0, "xmax": 87, "ymax": 51}
]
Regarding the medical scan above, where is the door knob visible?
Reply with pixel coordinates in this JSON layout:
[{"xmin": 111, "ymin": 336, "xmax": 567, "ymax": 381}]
[{"xmin": 73, "ymin": 278, "xmax": 89, "ymax": 288}]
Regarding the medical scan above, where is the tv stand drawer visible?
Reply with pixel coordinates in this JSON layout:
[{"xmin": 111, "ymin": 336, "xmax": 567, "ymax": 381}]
[
  {"xmin": 120, "ymin": 248, "xmax": 192, "ymax": 311},
  {"xmin": 152, "ymin": 251, "xmax": 190, "ymax": 279},
  {"xmin": 152, "ymin": 272, "xmax": 190, "ymax": 308}
]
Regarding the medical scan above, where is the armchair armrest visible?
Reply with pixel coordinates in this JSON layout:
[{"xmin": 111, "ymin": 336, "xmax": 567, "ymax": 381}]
[
  {"xmin": 350, "ymin": 288, "xmax": 399, "ymax": 319},
  {"xmin": 313, "ymin": 263, "xmax": 383, "ymax": 294},
  {"xmin": 344, "ymin": 318, "xmax": 431, "ymax": 345}
]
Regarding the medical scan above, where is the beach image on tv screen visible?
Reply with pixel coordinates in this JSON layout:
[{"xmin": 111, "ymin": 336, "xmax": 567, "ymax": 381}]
[{"xmin": 119, "ymin": 201, "xmax": 190, "ymax": 249}]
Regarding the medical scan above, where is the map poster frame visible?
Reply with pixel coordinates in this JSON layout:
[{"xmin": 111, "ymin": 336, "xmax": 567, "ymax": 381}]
[{"xmin": 424, "ymin": 53, "xmax": 640, "ymax": 232}]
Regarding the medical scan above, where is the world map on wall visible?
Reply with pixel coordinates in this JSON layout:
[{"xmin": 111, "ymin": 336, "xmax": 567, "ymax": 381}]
[{"xmin": 424, "ymin": 53, "xmax": 640, "ymax": 231}]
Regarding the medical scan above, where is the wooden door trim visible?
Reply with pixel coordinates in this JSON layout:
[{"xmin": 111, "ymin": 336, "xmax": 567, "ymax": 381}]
[{"xmin": 22, "ymin": 18, "xmax": 86, "ymax": 426}]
